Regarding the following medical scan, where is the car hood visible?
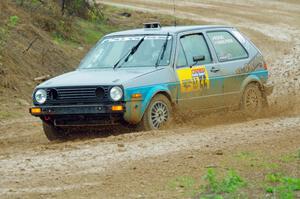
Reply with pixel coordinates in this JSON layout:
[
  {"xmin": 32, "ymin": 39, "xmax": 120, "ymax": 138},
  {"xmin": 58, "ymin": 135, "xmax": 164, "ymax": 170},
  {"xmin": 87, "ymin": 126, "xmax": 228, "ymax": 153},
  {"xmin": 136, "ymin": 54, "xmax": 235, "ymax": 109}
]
[{"xmin": 37, "ymin": 68, "xmax": 162, "ymax": 88}]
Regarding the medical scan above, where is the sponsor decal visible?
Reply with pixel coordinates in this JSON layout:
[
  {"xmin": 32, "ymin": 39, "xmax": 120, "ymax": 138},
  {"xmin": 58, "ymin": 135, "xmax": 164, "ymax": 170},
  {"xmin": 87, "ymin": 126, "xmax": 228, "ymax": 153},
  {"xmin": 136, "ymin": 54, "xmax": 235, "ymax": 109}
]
[
  {"xmin": 177, "ymin": 65, "xmax": 210, "ymax": 93},
  {"xmin": 211, "ymin": 35, "xmax": 234, "ymax": 45},
  {"xmin": 104, "ymin": 36, "xmax": 171, "ymax": 43}
]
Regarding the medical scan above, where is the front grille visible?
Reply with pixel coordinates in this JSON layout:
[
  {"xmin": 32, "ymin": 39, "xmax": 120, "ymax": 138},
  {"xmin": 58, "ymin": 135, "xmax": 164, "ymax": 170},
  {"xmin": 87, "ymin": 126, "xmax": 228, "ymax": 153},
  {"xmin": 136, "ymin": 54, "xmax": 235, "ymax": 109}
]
[{"xmin": 45, "ymin": 86, "xmax": 110, "ymax": 105}]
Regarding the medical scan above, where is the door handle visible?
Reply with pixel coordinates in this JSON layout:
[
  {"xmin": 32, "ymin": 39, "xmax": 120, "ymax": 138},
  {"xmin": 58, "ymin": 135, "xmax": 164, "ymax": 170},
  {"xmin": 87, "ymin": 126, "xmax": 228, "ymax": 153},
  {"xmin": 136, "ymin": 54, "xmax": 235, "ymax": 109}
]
[{"xmin": 210, "ymin": 67, "xmax": 220, "ymax": 73}]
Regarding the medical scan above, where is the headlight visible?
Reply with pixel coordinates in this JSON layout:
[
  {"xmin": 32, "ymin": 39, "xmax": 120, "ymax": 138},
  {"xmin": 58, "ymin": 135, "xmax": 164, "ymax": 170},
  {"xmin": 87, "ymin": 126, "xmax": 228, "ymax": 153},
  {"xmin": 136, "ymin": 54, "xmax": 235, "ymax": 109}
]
[
  {"xmin": 110, "ymin": 86, "xmax": 123, "ymax": 101},
  {"xmin": 35, "ymin": 89, "xmax": 47, "ymax": 104}
]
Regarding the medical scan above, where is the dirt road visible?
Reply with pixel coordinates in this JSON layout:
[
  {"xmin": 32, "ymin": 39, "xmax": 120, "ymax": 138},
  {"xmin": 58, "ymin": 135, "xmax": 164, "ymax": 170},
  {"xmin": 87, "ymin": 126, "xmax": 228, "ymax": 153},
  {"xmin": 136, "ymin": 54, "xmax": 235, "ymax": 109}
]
[{"xmin": 1, "ymin": 0, "xmax": 300, "ymax": 198}]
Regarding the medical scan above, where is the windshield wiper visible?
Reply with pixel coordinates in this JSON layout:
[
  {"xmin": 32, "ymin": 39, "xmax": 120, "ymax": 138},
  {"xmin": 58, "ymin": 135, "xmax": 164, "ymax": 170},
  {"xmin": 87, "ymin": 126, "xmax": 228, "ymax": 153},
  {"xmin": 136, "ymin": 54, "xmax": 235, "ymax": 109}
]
[
  {"xmin": 155, "ymin": 33, "xmax": 170, "ymax": 67},
  {"xmin": 113, "ymin": 36, "xmax": 145, "ymax": 70}
]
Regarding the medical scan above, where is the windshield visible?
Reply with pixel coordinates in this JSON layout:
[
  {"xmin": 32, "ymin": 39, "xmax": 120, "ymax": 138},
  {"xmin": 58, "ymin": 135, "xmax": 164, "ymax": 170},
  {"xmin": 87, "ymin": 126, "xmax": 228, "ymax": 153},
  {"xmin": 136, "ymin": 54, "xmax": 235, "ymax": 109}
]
[{"xmin": 79, "ymin": 35, "xmax": 173, "ymax": 69}]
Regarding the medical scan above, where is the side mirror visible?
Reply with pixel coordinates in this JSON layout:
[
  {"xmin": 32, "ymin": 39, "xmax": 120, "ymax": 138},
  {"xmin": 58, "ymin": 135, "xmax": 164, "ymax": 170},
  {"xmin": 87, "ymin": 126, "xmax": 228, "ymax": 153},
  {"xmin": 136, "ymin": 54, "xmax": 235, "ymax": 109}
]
[{"xmin": 193, "ymin": 55, "xmax": 205, "ymax": 62}]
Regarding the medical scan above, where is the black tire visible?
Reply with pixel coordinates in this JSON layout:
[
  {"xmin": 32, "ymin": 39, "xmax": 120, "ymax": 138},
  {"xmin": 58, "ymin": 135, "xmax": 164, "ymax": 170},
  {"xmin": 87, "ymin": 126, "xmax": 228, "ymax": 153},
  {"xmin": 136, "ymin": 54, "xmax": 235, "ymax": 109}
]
[
  {"xmin": 42, "ymin": 122, "xmax": 66, "ymax": 141},
  {"xmin": 139, "ymin": 94, "xmax": 172, "ymax": 131},
  {"xmin": 241, "ymin": 83, "xmax": 263, "ymax": 117}
]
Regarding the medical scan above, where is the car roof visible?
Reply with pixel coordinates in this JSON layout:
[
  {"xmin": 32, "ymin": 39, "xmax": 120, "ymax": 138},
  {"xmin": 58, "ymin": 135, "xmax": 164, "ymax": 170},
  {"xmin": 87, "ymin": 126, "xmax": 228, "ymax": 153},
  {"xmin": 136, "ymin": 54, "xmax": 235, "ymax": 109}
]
[{"xmin": 106, "ymin": 25, "xmax": 233, "ymax": 37}]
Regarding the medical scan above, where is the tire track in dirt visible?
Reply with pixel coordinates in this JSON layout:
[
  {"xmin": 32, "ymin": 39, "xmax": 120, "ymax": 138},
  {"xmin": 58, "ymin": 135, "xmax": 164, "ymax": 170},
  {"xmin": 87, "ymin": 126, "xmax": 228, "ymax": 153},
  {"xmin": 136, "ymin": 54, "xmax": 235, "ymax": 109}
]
[{"xmin": 1, "ymin": 115, "xmax": 300, "ymax": 196}]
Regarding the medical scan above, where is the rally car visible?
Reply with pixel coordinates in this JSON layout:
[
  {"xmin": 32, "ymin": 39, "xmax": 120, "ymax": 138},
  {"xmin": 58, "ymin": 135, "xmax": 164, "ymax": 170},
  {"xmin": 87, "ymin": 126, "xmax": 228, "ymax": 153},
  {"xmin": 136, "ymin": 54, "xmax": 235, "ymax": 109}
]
[{"xmin": 30, "ymin": 23, "xmax": 273, "ymax": 141}]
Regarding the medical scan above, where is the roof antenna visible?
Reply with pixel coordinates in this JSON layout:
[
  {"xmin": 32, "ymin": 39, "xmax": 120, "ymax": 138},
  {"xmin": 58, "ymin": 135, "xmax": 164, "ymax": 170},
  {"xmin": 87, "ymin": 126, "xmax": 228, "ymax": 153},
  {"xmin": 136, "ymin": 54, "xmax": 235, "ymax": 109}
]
[{"xmin": 173, "ymin": 0, "xmax": 177, "ymax": 27}]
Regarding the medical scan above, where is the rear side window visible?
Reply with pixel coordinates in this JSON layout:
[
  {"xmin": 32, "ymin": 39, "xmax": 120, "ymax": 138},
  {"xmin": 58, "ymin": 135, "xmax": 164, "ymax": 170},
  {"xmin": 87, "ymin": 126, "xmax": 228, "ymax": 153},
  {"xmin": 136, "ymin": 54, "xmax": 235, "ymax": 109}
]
[
  {"xmin": 207, "ymin": 31, "xmax": 248, "ymax": 62},
  {"xmin": 180, "ymin": 34, "xmax": 212, "ymax": 66}
]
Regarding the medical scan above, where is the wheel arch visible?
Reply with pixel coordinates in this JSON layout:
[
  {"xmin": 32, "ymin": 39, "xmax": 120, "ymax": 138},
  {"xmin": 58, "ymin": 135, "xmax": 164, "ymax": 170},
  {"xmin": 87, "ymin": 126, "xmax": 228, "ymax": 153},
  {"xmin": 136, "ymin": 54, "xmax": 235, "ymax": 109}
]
[
  {"xmin": 141, "ymin": 88, "xmax": 173, "ymax": 117},
  {"xmin": 154, "ymin": 91, "xmax": 173, "ymax": 104},
  {"xmin": 239, "ymin": 75, "xmax": 264, "ymax": 107},
  {"xmin": 240, "ymin": 75, "xmax": 263, "ymax": 96},
  {"xmin": 123, "ymin": 86, "xmax": 174, "ymax": 124}
]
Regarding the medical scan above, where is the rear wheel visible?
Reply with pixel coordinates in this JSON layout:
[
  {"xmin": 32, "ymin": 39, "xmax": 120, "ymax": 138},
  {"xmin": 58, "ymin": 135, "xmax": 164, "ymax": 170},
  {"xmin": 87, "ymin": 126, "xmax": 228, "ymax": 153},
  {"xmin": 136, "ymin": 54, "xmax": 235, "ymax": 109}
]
[
  {"xmin": 139, "ymin": 94, "xmax": 172, "ymax": 131},
  {"xmin": 241, "ymin": 83, "xmax": 263, "ymax": 117},
  {"xmin": 43, "ymin": 122, "xmax": 66, "ymax": 141}
]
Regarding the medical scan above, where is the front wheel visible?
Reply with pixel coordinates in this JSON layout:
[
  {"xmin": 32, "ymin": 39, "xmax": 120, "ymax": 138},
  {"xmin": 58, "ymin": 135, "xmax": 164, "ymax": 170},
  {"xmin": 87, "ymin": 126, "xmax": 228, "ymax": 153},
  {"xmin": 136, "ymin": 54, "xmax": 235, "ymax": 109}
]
[
  {"xmin": 43, "ymin": 122, "xmax": 66, "ymax": 141},
  {"xmin": 139, "ymin": 94, "xmax": 172, "ymax": 131},
  {"xmin": 241, "ymin": 83, "xmax": 263, "ymax": 117}
]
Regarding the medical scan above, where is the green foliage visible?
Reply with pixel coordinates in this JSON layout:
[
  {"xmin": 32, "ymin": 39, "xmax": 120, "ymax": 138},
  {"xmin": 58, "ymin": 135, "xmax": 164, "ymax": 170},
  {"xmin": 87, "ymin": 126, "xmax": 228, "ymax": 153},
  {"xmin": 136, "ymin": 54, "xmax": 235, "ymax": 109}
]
[
  {"xmin": 30, "ymin": 0, "xmax": 40, "ymax": 5},
  {"xmin": 63, "ymin": 0, "xmax": 104, "ymax": 21},
  {"xmin": 168, "ymin": 169, "xmax": 247, "ymax": 199},
  {"xmin": 0, "ymin": 15, "xmax": 20, "ymax": 51},
  {"xmin": 56, "ymin": 19, "xmax": 72, "ymax": 38},
  {"xmin": 87, "ymin": 0, "xmax": 104, "ymax": 22},
  {"xmin": 52, "ymin": 19, "xmax": 103, "ymax": 45},
  {"xmin": 68, "ymin": 0, "xmax": 86, "ymax": 11},
  {"xmin": 203, "ymin": 168, "xmax": 219, "ymax": 192},
  {"xmin": 74, "ymin": 19, "xmax": 118, "ymax": 45},
  {"xmin": 265, "ymin": 173, "xmax": 300, "ymax": 199},
  {"xmin": 16, "ymin": 0, "xmax": 42, "ymax": 6},
  {"xmin": 202, "ymin": 169, "xmax": 246, "ymax": 194},
  {"xmin": 63, "ymin": 0, "xmax": 89, "ymax": 18},
  {"xmin": 88, "ymin": 9, "xmax": 101, "ymax": 22},
  {"xmin": 265, "ymin": 173, "xmax": 284, "ymax": 183},
  {"xmin": 44, "ymin": 1, "xmax": 106, "ymax": 45},
  {"xmin": 8, "ymin": 16, "xmax": 20, "ymax": 27}
]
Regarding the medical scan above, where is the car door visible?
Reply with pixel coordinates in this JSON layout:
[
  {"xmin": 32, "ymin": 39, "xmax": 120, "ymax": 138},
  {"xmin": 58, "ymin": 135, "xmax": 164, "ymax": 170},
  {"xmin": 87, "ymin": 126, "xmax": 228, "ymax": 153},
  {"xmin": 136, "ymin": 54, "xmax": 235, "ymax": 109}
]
[
  {"xmin": 206, "ymin": 30, "xmax": 250, "ymax": 108},
  {"xmin": 175, "ymin": 32, "xmax": 224, "ymax": 111}
]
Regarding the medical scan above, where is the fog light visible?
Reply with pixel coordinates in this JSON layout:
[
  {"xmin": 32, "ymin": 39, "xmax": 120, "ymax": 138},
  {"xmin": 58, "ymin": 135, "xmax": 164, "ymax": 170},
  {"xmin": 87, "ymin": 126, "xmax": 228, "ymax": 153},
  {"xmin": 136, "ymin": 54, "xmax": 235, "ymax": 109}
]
[
  {"xmin": 30, "ymin": 107, "xmax": 41, "ymax": 114},
  {"xmin": 112, "ymin": 105, "xmax": 123, "ymax": 111}
]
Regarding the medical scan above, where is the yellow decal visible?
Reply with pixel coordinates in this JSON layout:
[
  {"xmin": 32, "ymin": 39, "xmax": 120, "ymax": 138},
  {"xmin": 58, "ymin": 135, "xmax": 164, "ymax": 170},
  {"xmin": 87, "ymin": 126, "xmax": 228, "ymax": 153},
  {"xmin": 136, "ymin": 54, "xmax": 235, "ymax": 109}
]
[{"xmin": 177, "ymin": 65, "xmax": 210, "ymax": 93}]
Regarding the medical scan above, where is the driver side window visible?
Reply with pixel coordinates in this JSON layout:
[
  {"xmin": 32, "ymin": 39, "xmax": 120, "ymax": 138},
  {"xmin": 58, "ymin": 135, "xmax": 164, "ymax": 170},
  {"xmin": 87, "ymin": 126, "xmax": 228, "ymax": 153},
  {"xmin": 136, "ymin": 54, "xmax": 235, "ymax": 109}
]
[
  {"xmin": 180, "ymin": 34, "xmax": 212, "ymax": 66},
  {"xmin": 176, "ymin": 43, "xmax": 188, "ymax": 68}
]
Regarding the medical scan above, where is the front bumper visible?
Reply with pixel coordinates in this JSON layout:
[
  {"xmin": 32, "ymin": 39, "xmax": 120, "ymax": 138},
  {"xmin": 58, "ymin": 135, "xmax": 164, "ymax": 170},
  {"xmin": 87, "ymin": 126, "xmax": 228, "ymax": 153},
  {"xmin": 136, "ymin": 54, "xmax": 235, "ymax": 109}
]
[
  {"xmin": 29, "ymin": 104, "xmax": 125, "ymax": 116},
  {"xmin": 29, "ymin": 104, "xmax": 125, "ymax": 127},
  {"xmin": 262, "ymin": 83, "xmax": 274, "ymax": 96}
]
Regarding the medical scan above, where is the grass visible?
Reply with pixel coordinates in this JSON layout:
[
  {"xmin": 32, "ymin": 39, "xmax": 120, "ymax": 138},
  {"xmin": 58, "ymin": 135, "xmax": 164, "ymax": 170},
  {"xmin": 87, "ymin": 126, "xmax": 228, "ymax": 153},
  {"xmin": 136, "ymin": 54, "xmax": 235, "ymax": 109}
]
[
  {"xmin": 8, "ymin": 15, "xmax": 20, "ymax": 27},
  {"xmin": 169, "ymin": 169, "xmax": 300, "ymax": 199},
  {"xmin": 49, "ymin": 3, "xmax": 199, "ymax": 47},
  {"xmin": 0, "ymin": 15, "xmax": 19, "ymax": 50},
  {"xmin": 50, "ymin": 7, "xmax": 124, "ymax": 47},
  {"xmin": 234, "ymin": 151, "xmax": 279, "ymax": 170},
  {"xmin": 200, "ymin": 169, "xmax": 247, "ymax": 199},
  {"xmin": 279, "ymin": 153, "xmax": 298, "ymax": 163},
  {"xmin": 265, "ymin": 173, "xmax": 300, "ymax": 199},
  {"xmin": 169, "ymin": 169, "xmax": 247, "ymax": 199},
  {"xmin": 168, "ymin": 148, "xmax": 300, "ymax": 199},
  {"xmin": 169, "ymin": 176, "xmax": 198, "ymax": 197},
  {"xmin": 52, "ymin": 18, "xmax": 119, "ymax": 47},
  {"xmin": 75, "ymin": 19, "xmax": 118, "ymax": 45}
]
